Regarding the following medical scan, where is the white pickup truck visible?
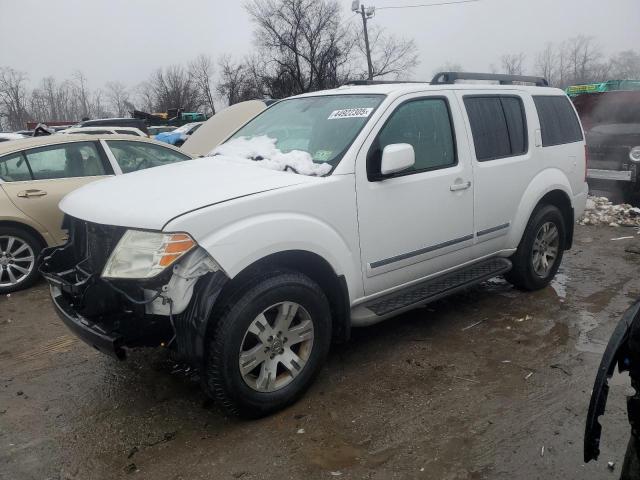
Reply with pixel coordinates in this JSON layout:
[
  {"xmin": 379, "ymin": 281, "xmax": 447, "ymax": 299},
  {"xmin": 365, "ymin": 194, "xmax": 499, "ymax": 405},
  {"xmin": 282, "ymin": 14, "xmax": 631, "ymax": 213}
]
[{"xmin": 40, "ymin": 73, "xmax": 588, "ymax": 417}]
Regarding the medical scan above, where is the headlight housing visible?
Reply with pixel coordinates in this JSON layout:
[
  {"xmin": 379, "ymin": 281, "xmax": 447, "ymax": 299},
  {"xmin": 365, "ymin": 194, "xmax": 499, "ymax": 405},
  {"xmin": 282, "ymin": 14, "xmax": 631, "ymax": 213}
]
[
  {"xmin": 629, "ymin": 146, "xmax": 640, "ymax": 163},
  {"xmin": 102, "ymin": 230, "xmax": 196, "ymax": 279}
]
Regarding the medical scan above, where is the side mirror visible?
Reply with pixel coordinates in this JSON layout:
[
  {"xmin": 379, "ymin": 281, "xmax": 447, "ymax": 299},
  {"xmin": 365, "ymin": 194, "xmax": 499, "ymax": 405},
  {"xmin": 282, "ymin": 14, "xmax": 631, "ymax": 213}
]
[{"xmin": 380, "ymin": 143, "xmax": 415, "ymax": 176}]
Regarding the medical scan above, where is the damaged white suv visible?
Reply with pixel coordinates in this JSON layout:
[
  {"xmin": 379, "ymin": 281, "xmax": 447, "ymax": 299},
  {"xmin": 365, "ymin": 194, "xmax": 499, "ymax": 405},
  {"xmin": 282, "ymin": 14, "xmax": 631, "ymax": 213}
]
[{"xmin": 41, "ymin": 73, "xmax": 588, "ymax": 417}]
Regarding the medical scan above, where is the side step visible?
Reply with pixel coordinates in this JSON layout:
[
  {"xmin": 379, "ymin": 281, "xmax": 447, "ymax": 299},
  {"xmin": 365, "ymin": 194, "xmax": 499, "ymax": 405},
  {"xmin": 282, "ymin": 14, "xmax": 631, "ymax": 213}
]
[{"xmin": 353, "ymin": 258, "xmax": 512, "ymax": 325}]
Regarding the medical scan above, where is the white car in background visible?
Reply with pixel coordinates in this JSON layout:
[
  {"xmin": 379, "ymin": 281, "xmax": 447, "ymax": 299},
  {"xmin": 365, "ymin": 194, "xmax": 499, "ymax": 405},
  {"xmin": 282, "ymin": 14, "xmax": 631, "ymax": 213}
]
[{"xmin": 61, "ymin": 126, "xmax": 147, "ymax": 137}]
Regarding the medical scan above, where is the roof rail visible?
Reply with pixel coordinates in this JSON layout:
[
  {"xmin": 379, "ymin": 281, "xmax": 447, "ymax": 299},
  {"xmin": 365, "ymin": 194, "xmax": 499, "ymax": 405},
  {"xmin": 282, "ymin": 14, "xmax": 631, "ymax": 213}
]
[
  {"xmin": 342, "ymin": 79, "xmax": 426, "ymax": 86},
  {"xmin": 431, "ymin": 72, "xmax": 549, "ymax": 87}
]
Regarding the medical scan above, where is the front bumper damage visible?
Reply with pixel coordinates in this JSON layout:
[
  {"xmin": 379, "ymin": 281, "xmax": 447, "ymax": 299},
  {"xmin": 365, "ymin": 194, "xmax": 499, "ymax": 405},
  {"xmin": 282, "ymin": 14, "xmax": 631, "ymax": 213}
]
[{"xmin": 39, "ymin": 217, "xmax": 228, "ymax": 363}]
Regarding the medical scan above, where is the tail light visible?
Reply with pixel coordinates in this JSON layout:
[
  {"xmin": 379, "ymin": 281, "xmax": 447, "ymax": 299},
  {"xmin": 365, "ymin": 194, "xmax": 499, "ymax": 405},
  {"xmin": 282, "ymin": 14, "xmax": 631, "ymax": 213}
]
[{"xmin": 584, "ymin": 145, "xmax": 589, "ymax": 182}]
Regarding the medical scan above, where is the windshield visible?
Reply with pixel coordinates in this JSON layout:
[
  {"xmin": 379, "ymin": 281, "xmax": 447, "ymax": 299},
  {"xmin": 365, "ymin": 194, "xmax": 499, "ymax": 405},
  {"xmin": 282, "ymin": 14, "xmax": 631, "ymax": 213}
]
[{"xmin": 226, "ymin": 94, "xmax": 384, "ymax": 168}]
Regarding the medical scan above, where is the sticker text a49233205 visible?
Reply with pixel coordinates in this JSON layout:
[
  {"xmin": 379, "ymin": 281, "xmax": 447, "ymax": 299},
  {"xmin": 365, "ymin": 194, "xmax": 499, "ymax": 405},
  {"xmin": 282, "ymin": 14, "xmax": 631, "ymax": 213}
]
[{"xmin": 327, "ymin": 108, "xmax": 374, "ymax": 120}]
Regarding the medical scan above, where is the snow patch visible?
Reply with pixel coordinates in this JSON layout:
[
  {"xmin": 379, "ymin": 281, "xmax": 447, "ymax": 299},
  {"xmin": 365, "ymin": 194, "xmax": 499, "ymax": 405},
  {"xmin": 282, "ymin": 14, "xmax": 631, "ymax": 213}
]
[
  {"xmin": 212, "ymin": 135, "xmax": 332, "ymax": 176},
  {"xmin": 579, "ymin": 195, "xmax": 640, "ymax": 227}
]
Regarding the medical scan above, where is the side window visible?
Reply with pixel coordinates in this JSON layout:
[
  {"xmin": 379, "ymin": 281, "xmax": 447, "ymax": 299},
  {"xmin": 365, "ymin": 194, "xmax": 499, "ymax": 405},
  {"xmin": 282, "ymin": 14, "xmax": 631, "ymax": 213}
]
[
  {"xmin": 116, "ymin": 130, "xmax": 140, "ymax": 136},
  {"xmin": 24, "ymin": 142, "xmax": 109, "ymax": 180},
  {"xmin": 533, "ymin": 95, "xmax": 583, "ymax": 146},
  {"xmin": 0, "ymin": 153, "xmax": 32, "ymax": 182},
  {"xmin": 370, "ymin": 98, "xmax": 456, "ymax": 177},
  {"xmin": 106, "ymin": 140, "xmax": 191, "ymax": 173},
  {"xmin": 463, "ymin": 96, "xmax": 528, "ymax": 161}
]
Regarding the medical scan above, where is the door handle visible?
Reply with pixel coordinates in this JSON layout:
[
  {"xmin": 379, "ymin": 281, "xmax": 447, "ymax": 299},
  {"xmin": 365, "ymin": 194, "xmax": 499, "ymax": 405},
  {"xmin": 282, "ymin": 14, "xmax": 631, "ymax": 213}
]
[
  {"xmin": 17, "ymin": 189, "xmax": 47, "ymax": 198},
  {"xmin": 450, "ymin": 181, "xmax": 471, "ymax": 192}
]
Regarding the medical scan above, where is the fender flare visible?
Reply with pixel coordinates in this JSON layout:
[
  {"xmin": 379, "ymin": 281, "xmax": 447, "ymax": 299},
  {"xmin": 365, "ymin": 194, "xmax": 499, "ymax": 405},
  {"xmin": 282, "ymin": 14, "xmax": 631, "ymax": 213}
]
[{"xmin": 506, "ymin": 168, "xmax": 574, "ymax": 248}]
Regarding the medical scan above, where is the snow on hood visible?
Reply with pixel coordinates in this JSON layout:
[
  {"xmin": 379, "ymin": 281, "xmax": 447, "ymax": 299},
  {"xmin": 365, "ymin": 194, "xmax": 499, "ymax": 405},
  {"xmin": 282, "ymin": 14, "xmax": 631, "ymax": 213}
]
[{"xmin": 212, "ymin": 135, "xmax": 332, "ymax": 176}]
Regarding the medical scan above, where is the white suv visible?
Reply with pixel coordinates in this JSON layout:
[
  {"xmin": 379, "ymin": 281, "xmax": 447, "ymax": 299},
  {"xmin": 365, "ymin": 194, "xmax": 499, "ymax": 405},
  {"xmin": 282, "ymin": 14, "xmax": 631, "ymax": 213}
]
[{"xmin": 40, "ymin": 73, "xmax": 588, "ymax": 417}]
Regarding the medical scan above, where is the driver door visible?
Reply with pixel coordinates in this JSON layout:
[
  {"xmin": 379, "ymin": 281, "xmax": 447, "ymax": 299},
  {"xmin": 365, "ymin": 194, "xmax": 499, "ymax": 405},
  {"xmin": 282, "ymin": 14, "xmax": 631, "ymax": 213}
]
[{"xmin": 355, "ymin": 93, "xmax": 475, "ymax": 296}]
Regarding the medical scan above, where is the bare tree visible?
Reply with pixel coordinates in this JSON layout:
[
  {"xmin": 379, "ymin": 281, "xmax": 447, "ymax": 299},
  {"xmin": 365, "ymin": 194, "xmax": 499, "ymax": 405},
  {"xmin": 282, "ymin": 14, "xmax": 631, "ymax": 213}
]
[
  {"xmin": 356, "ymin": 26, "xmax": 419, "ymax": 79},
  {"xmin": 105, "ymin": 81, "xmax": 130, "ymax": 117},
  {"xmin": 189, "ymin": 54, "xmax": 216, "ymax": 115},
  {"xmin": 609, "ymin": 50, "xmax": 640, "ymax": 79},
  {"xmin": 559, "ymin": 35, "xmax": 610, "ymax": 87},
  {"xmin": 0, "ymin": 67, "xmax": 31, "ymax": 130},
  {"xmin": 72, "ymin": 70, "xmax": 91, "ymax": 119},
  {"xmin": 500, "ymin": 53, "xmax": 526, "ymax": 75},
  {"xmin": 217, "ymin": 55, "xmax": 255, "ymax": 105},
  {"xmin": 245, "ymin": 0, "xmax": 353, "ymax": 96},
  {"xmin": 535, "ymin": 43, "xmax": 558, "ymax": 86},
  {"xmin": 146, "ymin": 65, "xmax": 201, "ymax": 112}
]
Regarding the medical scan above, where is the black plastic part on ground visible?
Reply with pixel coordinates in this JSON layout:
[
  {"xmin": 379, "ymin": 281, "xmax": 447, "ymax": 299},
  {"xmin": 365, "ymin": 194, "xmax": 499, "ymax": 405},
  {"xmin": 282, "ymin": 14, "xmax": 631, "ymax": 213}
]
[{"xmin": 584, "ymin": 301, "xmax": 640, "ymax": 462}]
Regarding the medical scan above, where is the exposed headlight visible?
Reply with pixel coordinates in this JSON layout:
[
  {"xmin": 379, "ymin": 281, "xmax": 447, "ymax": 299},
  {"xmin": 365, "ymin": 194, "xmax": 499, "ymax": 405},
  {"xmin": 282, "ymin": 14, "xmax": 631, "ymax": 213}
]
[
  {"xmin": 630, "ymin": 146, "xmax": 640, "ymax": 163},
  {"xmin": 102, "ymin": 230, "xmax": 196, "ymax": 279}
]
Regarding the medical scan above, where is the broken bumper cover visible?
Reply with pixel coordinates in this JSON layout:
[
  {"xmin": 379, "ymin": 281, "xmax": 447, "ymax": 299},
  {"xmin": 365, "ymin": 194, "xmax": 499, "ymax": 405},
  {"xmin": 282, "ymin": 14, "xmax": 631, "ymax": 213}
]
[{"xmin": 49, "ymin": 285, "xmax": 126, "ymax": 360}]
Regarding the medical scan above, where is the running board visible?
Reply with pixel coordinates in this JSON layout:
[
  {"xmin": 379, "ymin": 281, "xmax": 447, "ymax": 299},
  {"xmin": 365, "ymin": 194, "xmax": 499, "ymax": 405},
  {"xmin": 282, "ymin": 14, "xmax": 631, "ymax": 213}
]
[{"xmin": 351, "ymin": 258, "xmax": 512, "ymax": 326}]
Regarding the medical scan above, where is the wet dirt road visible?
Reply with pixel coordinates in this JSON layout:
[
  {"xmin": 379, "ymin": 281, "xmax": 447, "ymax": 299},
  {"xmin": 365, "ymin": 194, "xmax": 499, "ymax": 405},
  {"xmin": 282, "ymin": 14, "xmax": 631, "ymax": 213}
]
[{"xmin": 2, "ymin": 225, "xmax": 640, "ymax": 480}]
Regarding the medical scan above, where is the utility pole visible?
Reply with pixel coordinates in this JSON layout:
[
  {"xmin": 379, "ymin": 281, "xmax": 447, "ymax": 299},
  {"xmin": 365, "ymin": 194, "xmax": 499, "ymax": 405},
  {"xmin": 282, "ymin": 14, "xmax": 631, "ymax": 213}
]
[{"xmin": 353, "ymin": 1, "xmax": 375, "ymax": 80}]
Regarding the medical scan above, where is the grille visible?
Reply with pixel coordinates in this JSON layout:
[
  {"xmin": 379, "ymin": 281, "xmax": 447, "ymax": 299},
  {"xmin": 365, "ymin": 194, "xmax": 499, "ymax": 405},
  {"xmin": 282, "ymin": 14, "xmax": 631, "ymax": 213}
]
[{"xmin": 68, "ymin": 217, "xmax": 126, "ymax": 274}]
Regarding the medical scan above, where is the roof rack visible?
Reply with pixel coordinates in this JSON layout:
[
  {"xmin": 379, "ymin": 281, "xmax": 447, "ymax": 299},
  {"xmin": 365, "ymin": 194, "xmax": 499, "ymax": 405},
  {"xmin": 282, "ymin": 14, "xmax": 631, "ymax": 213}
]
[
  {"xmin": 342, "ymin": 79, "xmax": 426, "ymax": 86},
  {"xmin": 431, "ymin": 72, "xmax": 549, "ymax": 87}
]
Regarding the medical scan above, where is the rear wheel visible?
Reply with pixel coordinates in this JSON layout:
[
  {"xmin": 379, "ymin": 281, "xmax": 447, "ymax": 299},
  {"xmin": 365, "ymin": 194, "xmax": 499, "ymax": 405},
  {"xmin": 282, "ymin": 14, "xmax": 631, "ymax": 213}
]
[
  {"xmin": 0, "ymin": 227, "xmax": 42, "ymax": 294},
  {"xmin": 202, "ymin": 271, "xmax": 332, "ymax": 418},
  {"xmin": 505, "ymin": 205, "xmax": 566, "ymax": 291}
]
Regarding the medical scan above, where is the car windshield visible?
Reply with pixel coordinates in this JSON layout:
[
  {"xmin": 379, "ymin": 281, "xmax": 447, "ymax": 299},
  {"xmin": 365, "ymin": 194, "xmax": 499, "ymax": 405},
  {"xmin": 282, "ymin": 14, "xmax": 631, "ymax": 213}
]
[{"xmin": 224, "ymin": 94, "xmax": 384, "ymax": 170}]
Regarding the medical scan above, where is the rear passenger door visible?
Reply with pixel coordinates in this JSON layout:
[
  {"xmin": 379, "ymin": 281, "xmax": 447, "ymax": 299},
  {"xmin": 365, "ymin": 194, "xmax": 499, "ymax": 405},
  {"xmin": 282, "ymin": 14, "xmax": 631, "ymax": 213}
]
[
  {"xmin": 458, "ymin": 92, "xmax": 533, "ymax": 257},
  {"xmin": 0, "ymin": 141, "xmax": 113, "ymax": 244}
]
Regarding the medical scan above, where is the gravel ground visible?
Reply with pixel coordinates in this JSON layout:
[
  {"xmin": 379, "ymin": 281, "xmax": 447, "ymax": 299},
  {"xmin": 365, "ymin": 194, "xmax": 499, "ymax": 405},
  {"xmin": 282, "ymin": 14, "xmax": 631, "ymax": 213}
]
[{"xmin": 1, "ymin": 225, "xmax": 640, "ymax": 480}]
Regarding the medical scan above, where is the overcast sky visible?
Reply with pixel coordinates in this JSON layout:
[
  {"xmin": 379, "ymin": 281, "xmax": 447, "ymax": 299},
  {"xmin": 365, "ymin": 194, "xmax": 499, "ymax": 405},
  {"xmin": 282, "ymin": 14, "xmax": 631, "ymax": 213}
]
[{"xmin": 1, "ymin": 0, "xmax": 638, "ymax": 91}]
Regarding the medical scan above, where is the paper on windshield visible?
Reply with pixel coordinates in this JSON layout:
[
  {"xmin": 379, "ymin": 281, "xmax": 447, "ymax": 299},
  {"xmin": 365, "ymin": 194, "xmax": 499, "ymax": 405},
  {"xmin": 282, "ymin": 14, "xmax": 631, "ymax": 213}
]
[{"xmin": 327, "ymin": 108, "xmax": 374, "ymax": 120}]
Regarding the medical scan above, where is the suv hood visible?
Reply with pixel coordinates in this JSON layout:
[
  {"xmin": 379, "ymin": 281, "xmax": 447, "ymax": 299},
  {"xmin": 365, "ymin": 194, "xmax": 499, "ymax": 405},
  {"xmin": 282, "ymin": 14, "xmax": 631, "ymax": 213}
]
[{"xmin": 60, "ymin": 157, "xmax": 320, "ymax": 230}]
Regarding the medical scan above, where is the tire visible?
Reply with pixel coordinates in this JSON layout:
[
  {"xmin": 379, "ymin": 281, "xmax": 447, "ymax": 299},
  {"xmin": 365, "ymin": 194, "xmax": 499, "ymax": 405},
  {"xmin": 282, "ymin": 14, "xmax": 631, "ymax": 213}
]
[
  {"xmin": 505, "ymin": 204, "xmax": 566, "ymax": 291},
  {"xmin": 0, "ymin": 226, "xmax": 42, "ymax": 294},
  {"xmin": 202, "ymin": 271, "xmax": 332, "ymax": 418}
]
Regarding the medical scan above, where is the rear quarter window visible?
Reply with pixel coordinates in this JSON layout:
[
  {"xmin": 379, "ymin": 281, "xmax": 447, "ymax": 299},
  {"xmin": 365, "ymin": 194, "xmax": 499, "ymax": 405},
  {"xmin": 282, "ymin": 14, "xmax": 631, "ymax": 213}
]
[
  {"xmin": 463, "ymin": 95, "xmax": 528, "ymax": 161},
  {"xmin": 533, "ymin": 95, "xmax": 583, "ymax": 147}
]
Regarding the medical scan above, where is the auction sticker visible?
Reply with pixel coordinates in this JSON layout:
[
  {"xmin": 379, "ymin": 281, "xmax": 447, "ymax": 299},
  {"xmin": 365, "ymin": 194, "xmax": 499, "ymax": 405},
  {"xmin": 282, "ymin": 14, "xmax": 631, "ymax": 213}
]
[{"xmin": 328, "ymin": 108, "xmax": 374, "ymax": 120}]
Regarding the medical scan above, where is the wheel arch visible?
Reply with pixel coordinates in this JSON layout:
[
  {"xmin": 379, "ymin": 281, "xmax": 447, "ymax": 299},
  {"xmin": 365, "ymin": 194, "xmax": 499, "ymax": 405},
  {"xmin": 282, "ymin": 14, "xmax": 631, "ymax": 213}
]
[
  {"xmin": 0, "ymin": 219, "xmax": 49, "ymax": 249},
  {"xmin": 215, "ymin": 250, "xmax": 351, "ymax": 345},
  {"xmin": 537, "ymin": 189, "xmax": 574, "ymax": 249},
  {"xmin": 508, "ymin": 169, "xmax": 575, "ymax": 250}
]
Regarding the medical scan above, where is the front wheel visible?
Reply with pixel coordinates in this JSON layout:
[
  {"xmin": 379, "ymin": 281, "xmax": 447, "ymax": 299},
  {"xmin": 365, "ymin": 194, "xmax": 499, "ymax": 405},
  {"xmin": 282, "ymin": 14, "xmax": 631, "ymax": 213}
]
[
  {"xmin": 505, "ymin": 204, "xmax": 566, "ymax": 291},
  {"xmin": 202, "ymin": 271, "xmax": 332, "ymax": 418}
]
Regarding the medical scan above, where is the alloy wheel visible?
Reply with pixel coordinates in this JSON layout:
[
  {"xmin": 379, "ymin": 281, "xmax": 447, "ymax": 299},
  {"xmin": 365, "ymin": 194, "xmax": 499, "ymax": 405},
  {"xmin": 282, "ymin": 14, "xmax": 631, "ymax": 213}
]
[
  {"xmin": 239, "ymin": 301, "xmax": 315, "ymax": 392},
  {"xmin": 531, "ymin": 222, "xmax": 560, "ymax": 278},
  {"xmin": 0, "ymin": 235, "xmax": 36, "ymax": 288}
]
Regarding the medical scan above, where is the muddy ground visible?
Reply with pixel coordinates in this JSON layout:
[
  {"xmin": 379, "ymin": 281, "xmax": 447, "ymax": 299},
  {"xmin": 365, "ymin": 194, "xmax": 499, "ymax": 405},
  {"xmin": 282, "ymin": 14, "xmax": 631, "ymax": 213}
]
[{"xmin": 2, "ymin": 225, "xmax": 640, "ymax": 480}]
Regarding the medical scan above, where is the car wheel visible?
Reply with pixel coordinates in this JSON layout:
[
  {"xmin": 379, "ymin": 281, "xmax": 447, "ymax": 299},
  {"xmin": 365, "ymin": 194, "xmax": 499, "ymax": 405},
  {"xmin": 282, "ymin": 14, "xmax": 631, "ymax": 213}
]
[
  {"xmin": 505, "ymin": 204, "xmax": 566, "ymax": 291},
  {"xmin": 0, "ymin": 227, "xmax": 42, "ymax": 294},
  {"xmin": 202, "ymin": 271, "xmax": 332, "ymax": 418}
]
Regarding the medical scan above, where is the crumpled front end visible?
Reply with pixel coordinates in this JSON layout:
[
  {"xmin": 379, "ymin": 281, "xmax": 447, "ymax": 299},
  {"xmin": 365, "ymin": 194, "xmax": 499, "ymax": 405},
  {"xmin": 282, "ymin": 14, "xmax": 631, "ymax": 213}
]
[{"xmin": 39, "ymin": 217, "xmax": 227, "ymax": 362}]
